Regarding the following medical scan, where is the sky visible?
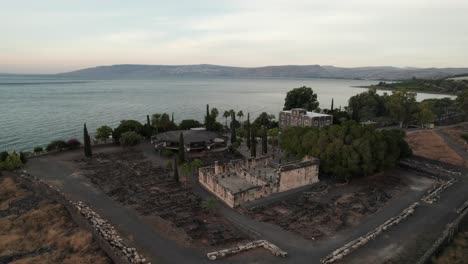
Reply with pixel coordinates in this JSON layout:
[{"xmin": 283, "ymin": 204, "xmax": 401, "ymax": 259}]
[{"xmin": 1, "ymin": 0, "xmax": 468, "ymax": 74}]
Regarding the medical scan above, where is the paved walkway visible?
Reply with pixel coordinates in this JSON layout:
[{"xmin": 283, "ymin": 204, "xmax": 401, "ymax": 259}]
[{"xmin": 24, "ymin": 143, "xmax": 468, "ymax": 264}]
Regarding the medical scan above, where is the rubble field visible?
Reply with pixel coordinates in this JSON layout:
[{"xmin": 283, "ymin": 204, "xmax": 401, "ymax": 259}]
[
  {"xmin": 74, "ymin": 149, "xmax": 246, "ymax": 247},
  {"xmin": 0, "ymin": 174, "xmax": 110, "ymax": 264},
  {"xmin": 243, "ymin": 172, "xmax": 405, "ymax": 240}
]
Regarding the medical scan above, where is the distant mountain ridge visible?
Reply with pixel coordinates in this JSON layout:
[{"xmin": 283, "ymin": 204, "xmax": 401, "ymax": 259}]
[{"xmin": 58, "ymin": 64, "xmax": 468, "ymax": 80}]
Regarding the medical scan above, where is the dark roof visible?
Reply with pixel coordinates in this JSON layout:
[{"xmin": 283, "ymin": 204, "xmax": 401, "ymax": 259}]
[{"xmin": 156, "ymin": 130, "xmax": 221, "ymax": 143}]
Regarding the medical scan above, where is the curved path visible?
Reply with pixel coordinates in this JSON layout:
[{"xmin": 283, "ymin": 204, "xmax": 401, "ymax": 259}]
[{"xmin": 25, "ymin": 144, "xmax": 468, "ymax": 264}]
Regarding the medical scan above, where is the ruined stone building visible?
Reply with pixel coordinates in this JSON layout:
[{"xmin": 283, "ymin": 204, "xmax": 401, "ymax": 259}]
[
  {"xmin": 198, "ymin": 156, "xmax": 319, "ymax": 207},
  {"xmin": 279, "ymin": 108, "xmax": 333, "ymax": 130}
]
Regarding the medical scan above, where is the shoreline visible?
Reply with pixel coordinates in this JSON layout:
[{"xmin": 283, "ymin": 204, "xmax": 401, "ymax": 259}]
[{"xmin": 351, "ymin": 85, "xmax": 457, "ymax": 96}]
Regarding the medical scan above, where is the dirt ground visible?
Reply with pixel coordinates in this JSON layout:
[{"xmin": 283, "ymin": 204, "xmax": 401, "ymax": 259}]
[
  {"xmin": 431, "ymin": 222, "xmax": 468, "ymax": 264},
  {"xmin": 0, "ymin": 174, "xmax": 110, "ymax": 264},
  {"xmin": 440, "ymin": 124, "xmax": 468, "ymax": 152},
  {"xmin": 73, "ymin": 149, "xmax": 246, "ymax": 248},
  {"xmin": 405, "ymin": 130, "xmax": 465, "ymax": 166},
  {"xmin": 243, "ymin": 172, "xmax": 409, "ymax": 240}
]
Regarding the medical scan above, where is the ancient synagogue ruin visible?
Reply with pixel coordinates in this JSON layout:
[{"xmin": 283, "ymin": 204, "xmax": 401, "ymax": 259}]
[{"xmin": 198, "ymin": 156, "xmax": 320, "ymax": 207}]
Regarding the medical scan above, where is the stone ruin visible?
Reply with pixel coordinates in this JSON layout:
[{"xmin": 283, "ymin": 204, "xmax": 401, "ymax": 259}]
[
  {"xmin": 76, "ymin": 151, "xmax": 246, "ymax": 246},
  {"xmin": 206, "ymin": 240, "xmax": 287, "ymax": 260}
]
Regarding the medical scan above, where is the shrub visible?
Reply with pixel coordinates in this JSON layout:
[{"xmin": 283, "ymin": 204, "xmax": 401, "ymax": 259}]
[
  {"xmin": 19, "ymin": 152, "xmax": 28, "ymax": 164},
  {"xmin": 166, "ymin": 160, "xmax": 173, "ymax": 171},
  {"xmin": 66, "ymin": 139, "xmax": 81, "ymax": 149},
  {"xmin": 461, "ymin": 133, "xmax": 468, "ymax": 142},
  {"xmin": 33, "ymin": 146, "xmax": 43, "ymax": 153},
  {"xmin": 46, "ymin": 140, "xmax": 68, "ymax": 151},
  {"xmin": 119, "ymin": 131, "xmax": 141, "ymax": 147},
  {"xmin": 0, "ymin": 151, "xmax": 8, "ymax": 162},
  {"xmin": 0, "ymin": 152, "xmax": 23, "ymax": 170},
  {"xmin": 162, "ymin": 149, "xmax": 173, "ymax": 157}
]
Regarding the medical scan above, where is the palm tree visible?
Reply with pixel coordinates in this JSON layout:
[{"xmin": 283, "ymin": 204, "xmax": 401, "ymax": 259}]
[
  {"xmin": 223, "ymin": 110, "xmax": 230, "ymax": 128},
  {"xmin": 237, "ymin": 110, "xmax": 244, "ymax": 124}
]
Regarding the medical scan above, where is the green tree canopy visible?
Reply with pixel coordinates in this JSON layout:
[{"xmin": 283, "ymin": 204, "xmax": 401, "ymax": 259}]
[
  {"xmin": 280, "ymin": 122, "xmax": 412, "ymax": 181},
  {"xmin": 113, "ymin": 120, "xmax": 144, "ymax": 144},
  {"xmin": 348, "ymin": 88, "xmax": 389, "ymax": 122},
  {"xmin": 151, "ymin": 113, "xmax": 176, "ymax": 132},
  {"xmin": 386, "ymin": 90, "xmax": 418, "ymax": 128},
  {"xmin": 95, "ymin": 125, "xmax": 113, "ymax": 141},
  {"xmin": 179, "ymin": 119, "xmax": 202, "ymax": 130},
  {"xmin": 283, "ymin": 86, "xmax": 319, "ymax": 111}
]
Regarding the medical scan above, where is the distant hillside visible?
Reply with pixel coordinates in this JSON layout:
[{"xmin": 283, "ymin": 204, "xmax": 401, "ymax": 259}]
[{"xmin": 58, "ymin": 64, "xmax": 468, "ymax": 80}]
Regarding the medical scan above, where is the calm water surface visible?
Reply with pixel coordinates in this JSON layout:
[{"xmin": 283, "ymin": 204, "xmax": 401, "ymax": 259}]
[{"xmin": 0, "ymin": 76, "xmax": 454, "ymax": 151}]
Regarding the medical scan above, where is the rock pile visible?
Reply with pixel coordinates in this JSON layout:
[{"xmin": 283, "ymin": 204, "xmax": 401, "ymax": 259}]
[{"xmin": 206, "ymin": 240, "xmax": 287, "ymax": 260}]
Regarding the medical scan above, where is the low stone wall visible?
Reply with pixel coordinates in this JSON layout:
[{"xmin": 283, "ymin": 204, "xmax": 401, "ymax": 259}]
[
  {"xmin": 416, "ymin": 205, "xmax": 468, "ymax": 264},
  {"xmin": 206, "ymin": 240, "xmax": 287, "ymax": 260},
  {"xmin": 320, "ymin": 203, "xmax": 419, "ymax": 264},
  {"xmin": 13, "ymin": 170, "xmax": 150, "ymax": 264}
]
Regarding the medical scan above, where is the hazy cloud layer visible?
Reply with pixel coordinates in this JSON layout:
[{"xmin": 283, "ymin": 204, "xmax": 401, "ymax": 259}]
[{"xmin": 1, "ymin": 0, "xmax": 467, "ymax": 73}]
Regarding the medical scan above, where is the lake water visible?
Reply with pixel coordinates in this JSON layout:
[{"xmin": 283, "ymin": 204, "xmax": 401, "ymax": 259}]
[{"xmin": 0, "ymin": 75, "xmax": 454, "ymax": 151}]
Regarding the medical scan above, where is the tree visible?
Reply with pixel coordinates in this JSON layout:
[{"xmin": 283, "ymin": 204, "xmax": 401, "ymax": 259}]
[
  {"xmin": 120, "ymin": 131, "xmax": 142, "ymax": 146},
  {"xmin": 96, "ymin": 125, "xmax": 113, "ymax": 141},
  {"xmin": 416, "ymin": 104, "xmax": 435, "ymax": 127},
  {"xmin": 331, "ymin": 98, "xmax": 334, "ymax": 112},
  {"xmin": 223, "ymin": 110, "xmax": 230, "ymax": 128},
  {"xmin": 253, "ymin": 112, "xmax": 276, "ymax": 128},
  {"xmin": 178, "ymin": 132, "xmax": 185, "ymax": 164},
  {"xmin": 457, "ymin": 89, "xmax": 468, "ymax": 115},
  {"xmin": 144, "ymin": 115, "xmax": 153, "ymax": 139},
  {"xmin": 348, "ymin": 88, "xmax": 388, "ymax": 122},
  {"xmin": 231, "ymin": 112, "xmax": 237, "ymax": 144},
  {"xmin": 386, "ymin": 90, "xmax": 418, "ymax": 128},
  {"xmin": 84, "ymin": 123, "xmax": 92, "ymax": 157},
  {"xmin": 237, "ymin": 110, "xmax": 244, "ymax": 124},
  {"xmin": 179, "ymin": 119, "xmax": 202, "ymax": 130},
  {"xmin": 205, "ymin": 104, "xmax": 210, "ymax": 129},
  {"xmin": 262, "ymin": 126, "xmax": 268, "ymax": 155},
  {"xmin": 280, "ymin": 122, "xmax": 412, "ymax": 181},
  {"xmin": 250, "ymin": 127, "xmax": 257, "ymax": 157},
  {"xmin": 283, "ymin": 86, "xmax": 319, "ymax": 111},
  {"xmin": 113, "ymin": 120, "xmax": 144, "ymax": 144},
  {"xmin": 246, "ymin": 113, "xmax": 251, "ymax": 149},
  {"xmin": 151, "ymin": 113, "xmax": 175, "ymax": 132}
]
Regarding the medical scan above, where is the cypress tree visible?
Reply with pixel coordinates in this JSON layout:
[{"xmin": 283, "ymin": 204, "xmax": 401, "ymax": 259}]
[
  {"xmin": 331, "ymin": 98, "xmax": 334, "ymax": 112},
  {"xmin": 83, "ymin": 123, "xmax": 92, "ymax": 157},
  {"xmin": 250, "ymin": 127, "xmax": 256, "ymax": 158},
  {"xmin": 205, "ymin": 104, "xmax": 211, "ymax": 130},
  {"xmin": 146, "ymin": 115, "xmax": 152, "ymax": 138},
  {"xmin": 231, "ymin": 112, "xmax": 237, "ymax": 143},
  {"xmin": 173, "ymin": 156, "xmax": 179, "ymax": 182},
  {"xmin": 262, "ymin": 126, "xmax": 268, "ymax": 154},
  {"xmin": 246, "ymin": 113, "xmax": 251, "ymax": 149},
  {"xmin": 178, "ymin": 132, "xmax": 185, "ymax": 164},
  {"xmin": 171, "ymin": 112, "xmax": 174, "ymax": 124}
]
